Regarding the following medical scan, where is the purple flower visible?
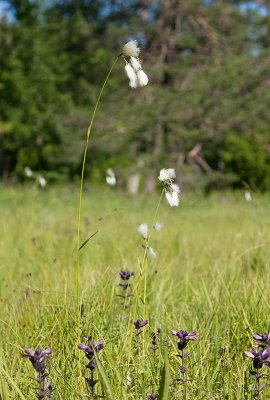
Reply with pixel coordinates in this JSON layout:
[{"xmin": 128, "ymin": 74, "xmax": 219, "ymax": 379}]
[
  {"xmin": 119, "ymin": 270, "xmax": 134, "ymax": 281},
  {"xmin": 148, "ymin": 395, "xmax": 157, "ymax": 400},
  {"xmin": 253, "ymin": 333, "xmax": 270, "ymax": 347},
  {"xmin": 134, "ymin": 319, "xmax": 148, "ymax": 330},
  {"xmin": 171, "ymin": 330, "xmax": 198, "ymax": 350},
  {"xmin": 23, "ymin": 347, "xmax": 53, "ymax": 374},
  {"xmin": 78, "ymin": 337, "xmax": 103, "ymax": 360},
  {"xmin": 245, "ymin": 347, "xmax": 270, "ymax": 369}
]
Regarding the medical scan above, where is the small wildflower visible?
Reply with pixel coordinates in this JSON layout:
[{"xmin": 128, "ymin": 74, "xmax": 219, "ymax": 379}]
[
  {"xmin": 171, "ymin": 330, "xmax": 198, "ymax": 350},
  {"xmin": 138, "ymin": 223, "xmax": 148, "ymax": 239},
  {"xmin": 134, "ymin": 319, "xmax": 148, "ymax": 330},
  {"xmin": 119, "ymin": 269, "xmax": 134, "ymax": 281},
  {"xmin": 24, "ymin": 166, "xmax": 33, "ymax": 177},
  {"xmin": 23, "ymin": 347, "xmax": 52, "ymax": 373},
  {"xmin": 158, "ymin": 168, "xmax": 180, "ymax": 207},
  {"xmin": 245, "ymin": 348, "xmax": 270, "ymax": 369},
  {"xmin": 253, "ymin": 333, "xmax": 270, "ymax": 347},
  {"xmin": 153, "ymin": 221, "xmax": 162, "ymax": 231},
  {"xmin": 122, "ymin": 40, "xmax": 148, "ymax": 88},
  {"xmin": 106, "ymin": 168, "xmax": 116, "ymax": 186},
  {"xmin": 78, "ymin": 338, "xmax": 104, "ymax": 360},
  {"xmin": 148, "ymin": 395, "xmax": 157, "ymax": 400},
  {"xmin": 23, "ymin": 347, "xmax": 53, "ymax": 399}
]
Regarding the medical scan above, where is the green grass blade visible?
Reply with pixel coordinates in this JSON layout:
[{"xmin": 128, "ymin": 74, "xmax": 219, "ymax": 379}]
[
  {"xmin": 157, "ymin": 348, "xmax": 170, "ymax": 400},
  {"xmin": 79, "ymin": 230, "xmax": 98, "ymax": 251},
  {"xmin": 0, "ymin": 376, "xmax": 10, "ymax": 400},
  {"xmin": 94, "ymin": 352, "xmax": 115, "ymax": 400},
  {"xmin": 0, "ymin": 365, "xmax": 26, "ymax": 400}
]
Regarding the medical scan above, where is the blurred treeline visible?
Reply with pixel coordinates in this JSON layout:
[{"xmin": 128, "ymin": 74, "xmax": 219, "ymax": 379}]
[{"xmin": 0, "ymin": 0, "xmax": 270, "ymax": 190}]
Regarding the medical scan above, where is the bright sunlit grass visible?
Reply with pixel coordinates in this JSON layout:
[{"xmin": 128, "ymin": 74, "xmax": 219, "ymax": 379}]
[{"xmin": 1, "ymin": 186, "xmax": 270, "ymax": 399}]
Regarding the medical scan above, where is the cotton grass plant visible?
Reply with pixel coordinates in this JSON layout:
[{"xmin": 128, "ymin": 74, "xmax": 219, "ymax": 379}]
[{"xmin": 75, "ymin": 40, "xmax": 149, "ymax": 351}]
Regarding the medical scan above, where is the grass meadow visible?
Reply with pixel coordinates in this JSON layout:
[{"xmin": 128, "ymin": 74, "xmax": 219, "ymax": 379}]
[{"xmin": 0, "ymin": 186, "xmax": 270, "ymax": 399}]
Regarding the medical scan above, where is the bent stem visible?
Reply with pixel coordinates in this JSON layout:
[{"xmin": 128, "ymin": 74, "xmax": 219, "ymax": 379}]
[{"xmin": 76, "ymin": 56, "xmax": 119, "ymax": 349}]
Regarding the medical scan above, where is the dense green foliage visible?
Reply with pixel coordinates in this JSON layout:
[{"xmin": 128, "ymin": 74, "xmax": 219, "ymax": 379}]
[
  {"xmin": 0, "ymin": 1, "xmax": 270, "ymax": 189},
  {"xmin": 0, "ymin": 188, "xmax": 270, "ymax": 398}
]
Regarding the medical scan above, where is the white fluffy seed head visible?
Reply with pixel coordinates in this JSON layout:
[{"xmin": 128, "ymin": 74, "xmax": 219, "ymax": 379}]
[
  {"xmin": 24, "ymin": 166, "xmax": 33, "ymax": 177},
  {"xmin": 125, "ymin": 63, "xmax": 138, "ymax": 88},
  {"xmin": 165, "ymin": 188, "xmax": 180, "ymax": 207},
  {"xmin": 148, "ymin": 246, "xmax": 157, "ymax": 259},
  {"xmin": 158, "ymin": 168, "xmax": 176, "ymax": 182},
  {"xmin": 138, "ymin": 223, "xmax": 148, "ymax": 239},
  {"xmin": 125, "ymin": 63, "xmax": 136, "ymax": 81},
  {"xmin": 106, "ymin": 168, "xmax": 116, "ymax": 186},
  {"xmin": 244, "ymin": 190, "xmax": 252, "ymax": 202},
  {"xmin": 137, "ymin": 69, "xmax": 149, "ymax": 87},
  {"xmin": 130, "ymin": 56, "xmax": 142, "ymax": 72},
  {"xmin": 123, "ymin": 40, "xmax": 140, "ymax": 57},
  {"xmin": 38, "ymin": 175, "xmax": 47, "ymax": 188},
  {"xmin": 154, "ymin": 221, "xmax": 163, "ymax": 231}
]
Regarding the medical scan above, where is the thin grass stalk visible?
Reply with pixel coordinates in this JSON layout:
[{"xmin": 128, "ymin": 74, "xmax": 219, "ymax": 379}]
[
  {"xmin": 127, "ymin": 189, "xmax": 165, "ymax": 367},
  {"xmin": 76, "ymin": 56, "xmax": 119, "ymax": 349}
]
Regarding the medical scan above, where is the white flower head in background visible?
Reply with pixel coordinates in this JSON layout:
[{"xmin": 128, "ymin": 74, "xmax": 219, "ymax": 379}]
[
  {"xmin": 138, "ymin": 223, "xmax": 148, "ymax": 239},
  {"xmin": 147, "ymin": 246, "xmax": 157, "ymax": 260},
  {"xmin": 244, "ymin": 190, "xmax": 252, "ymax": 202},
  {"xmin": 106, "ymin": 168, "xmax": 116, "ymax": 186},
  {"xmin": 153, "ymin": 221, "xmax": 163, "ymax": 231},
  {"xmin": 37, "ymin": 175, "xmax": 47, "ymax": 188},
  {"xmin": 122, "ymin": 40, "xmax": 149, "ymax": 88},
  {"xmin": 158, "ymin": 168, "xmax": 180, "ymax": 207},
  {"xmin": 24, "ymin": 166, "xmax": 33, "ymax": 178}
]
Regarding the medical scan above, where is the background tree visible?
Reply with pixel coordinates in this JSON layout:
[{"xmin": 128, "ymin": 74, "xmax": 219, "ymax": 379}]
[{"xmin": 0, "ymin": 0, "xmax": 269, "ymax": 189}]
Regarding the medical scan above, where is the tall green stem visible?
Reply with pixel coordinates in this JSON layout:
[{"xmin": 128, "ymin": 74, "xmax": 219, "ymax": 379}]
[{"xmin": 76, "ymin": 56, "xmax": 119, "ymax": 345}]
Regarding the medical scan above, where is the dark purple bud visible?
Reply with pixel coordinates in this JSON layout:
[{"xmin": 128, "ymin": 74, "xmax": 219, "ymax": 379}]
[
  {"xmin": 119, "ymin": 270, "xmax": 134, "ymax": 281},
  {"xmin": 134, "ymin": 319, "xmax": 148, "ymax": 330},
  {"xmin": 119, "ymin": 283, "xmax": 129, "ymax": 290},
  {"xmin": 179, "ymin": 365, "xmax": 187, "ymax": 373},
  {"xmin": 85, "ymin": 378, "xmax": 98, "ymax": 388},
  {"xmin": 148, "ymin": 395, "xmax": 157, "ymax": 400},
  {"xmin": 88, "ymin": 360, "xmax": 97, "ymax": 370}
]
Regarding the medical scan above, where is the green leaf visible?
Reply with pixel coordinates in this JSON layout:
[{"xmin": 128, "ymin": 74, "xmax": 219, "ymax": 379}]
[
  {"xmin": 94, "ymin": 352, "xmax": 115, "ymax": 400},
  {"xmin": 78, "ymin": 231, "xmax": 98, "ymax": 251},
  {"xmin": 0, "ymin": 377, "xmax": 10, "ymax": 400},
  {"xmin": 157, "ymin": 348, "xmax": 170, "ymax": 400}
]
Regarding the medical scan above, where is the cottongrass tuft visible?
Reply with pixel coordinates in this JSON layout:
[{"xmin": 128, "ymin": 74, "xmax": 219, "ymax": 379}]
[
  {"xmin": 24, "ymin": 166, "xmax": 33, "ymax": 177},
  {"xmin": 158, "ymin": 168, "xmax": 180, "ymax": 207},
  {"xmin": 123, "ymin": 40, "xmax": 140, "ymax": 58},
  {"xmin": 37, "ymin": 175, "xmax": 47, "ymax": 188},
  {"xmin": 147, "ymin": 246, "xmax": 157, "ymax": 259},
  {"xmin": 106, "ymin": 168, "xmax": 116, "ymax": 186},
  {"xmin": 138, "ymin": 223, "xmax": 148, "ymax": 239},
  {"xmin": 123, "ymin": 40, "xmax": 149, "ymax": 88},
  {"xmin": 153, "ymin": 221, "xmax": 162, "ymax": 231}
]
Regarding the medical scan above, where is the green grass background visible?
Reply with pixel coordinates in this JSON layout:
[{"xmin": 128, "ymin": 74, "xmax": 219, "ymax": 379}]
[{"xmin": 0, "ymin": 186, "xmax": 270, "ymax": 399}]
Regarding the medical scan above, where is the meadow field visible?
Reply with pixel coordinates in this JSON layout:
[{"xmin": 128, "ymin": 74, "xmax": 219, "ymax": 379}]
[{"xmin": 0, "ymin": 186, "xmax": 270, "ymax": 399}]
